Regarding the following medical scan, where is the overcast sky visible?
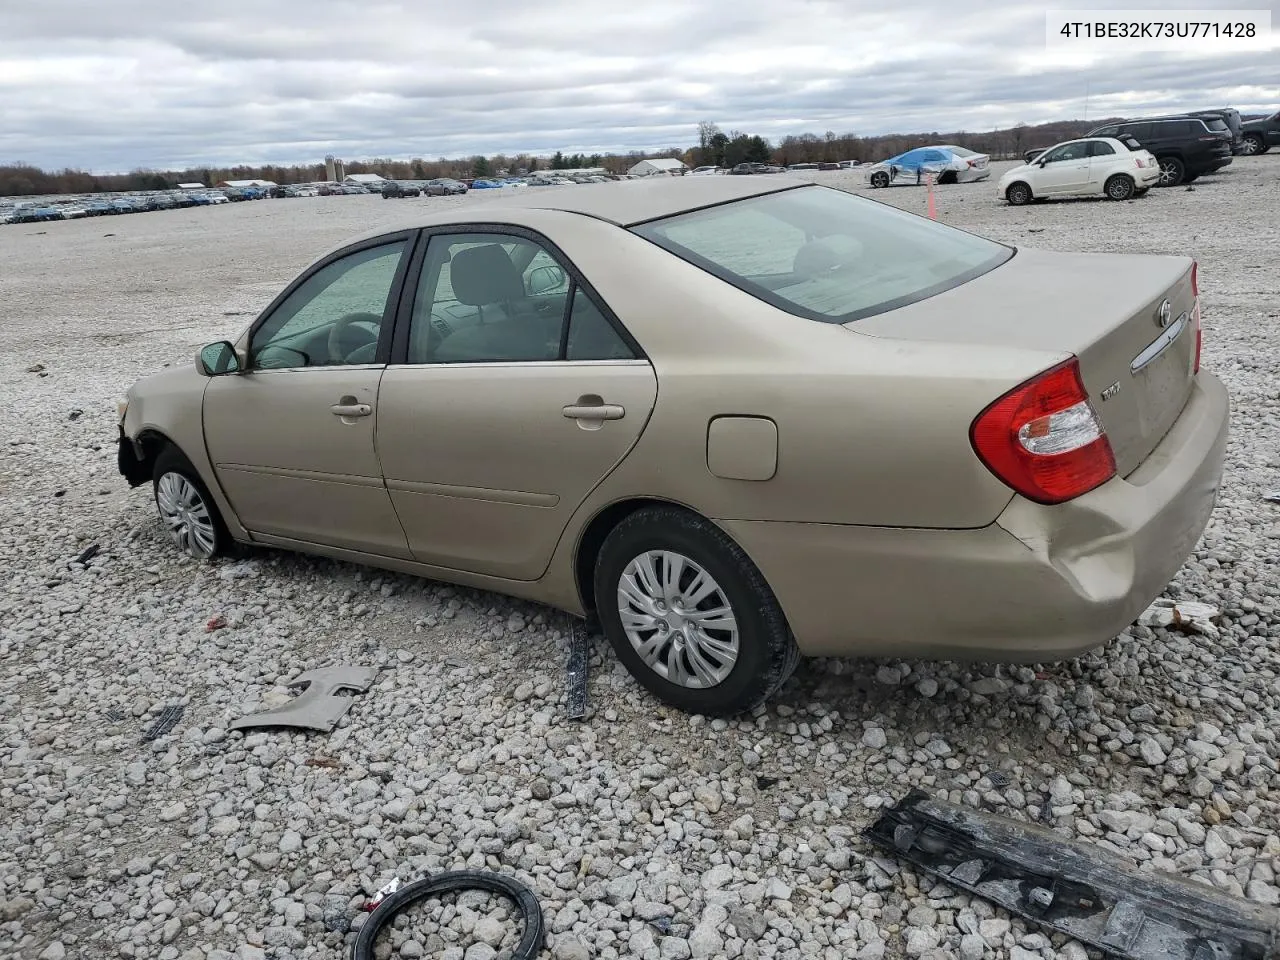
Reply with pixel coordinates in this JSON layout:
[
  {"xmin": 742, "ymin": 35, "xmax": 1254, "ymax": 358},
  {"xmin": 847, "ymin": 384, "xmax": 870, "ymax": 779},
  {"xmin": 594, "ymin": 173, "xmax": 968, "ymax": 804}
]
[{"xmin": 2, "ymin": 0, "xmax": 1277, "ymax": 172}]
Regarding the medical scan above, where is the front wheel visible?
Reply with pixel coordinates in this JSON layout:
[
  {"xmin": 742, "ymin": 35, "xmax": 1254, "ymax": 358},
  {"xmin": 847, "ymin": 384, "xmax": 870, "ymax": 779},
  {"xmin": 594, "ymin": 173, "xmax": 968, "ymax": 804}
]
[
  {"xmin": 152, "ymin": 447, "xmax": 231, "ymax": 560},
  {"xmin": 870, "ymin": 171, "xmax": 890, "ymax": 188},
  {"xmin": 1241, "ymin": 134, "xmax": 1263, "ymax": 155},
  {"xmin": 1105, "ymin": 174, "xmax": 1135, "ymax": 200},
  {"xmin": 594, "ymin": 507, "xmax": 799, "ymax": 716},
  {"xmin": 1005, "ymin": 181, "xmax": 1032, "ymax": 205}
]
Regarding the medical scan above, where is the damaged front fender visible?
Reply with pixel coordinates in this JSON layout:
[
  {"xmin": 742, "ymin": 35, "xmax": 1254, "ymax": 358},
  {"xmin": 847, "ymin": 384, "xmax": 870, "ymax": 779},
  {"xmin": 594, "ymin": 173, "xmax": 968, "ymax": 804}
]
[{"xmin": 118, "ymin": 428, "xmax": 150, "ymax": 488}]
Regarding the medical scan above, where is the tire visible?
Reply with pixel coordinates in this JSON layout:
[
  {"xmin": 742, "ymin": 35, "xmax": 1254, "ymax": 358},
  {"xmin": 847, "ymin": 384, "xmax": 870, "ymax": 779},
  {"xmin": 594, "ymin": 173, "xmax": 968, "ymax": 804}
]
[
  {"xmin": 593, "ymin": 506, "xmax": 800, "ymax": 716},
  {"xmin": 1104, "ymin": 174, "xmax": 1135, "ymax": 201},
  {"xmin": 152, "ymin": 446, "xmax": 231, "ymax": 560},
  {"xmin": 1241, "ymin": 134, "xmax": 1263, "ymax": 156},
  {"xmin": 1156, "ymin": 156, "xmax": 1185, "ymax": 187},
  {"xmin": 870, "ymin": 171, "xmax": 890, "ymax": 188},
  {"xmin": 1005, "ymin": 181, "xmax": 1032, "ymax": 205}
]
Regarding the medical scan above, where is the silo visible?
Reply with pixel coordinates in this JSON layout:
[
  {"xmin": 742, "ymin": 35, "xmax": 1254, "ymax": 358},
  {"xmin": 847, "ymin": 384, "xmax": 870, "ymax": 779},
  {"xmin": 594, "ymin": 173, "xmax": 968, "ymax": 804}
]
[
  {"xmin": 334, "ymin": 158, "xmax": 346, "ymax": 182},
  {"xmin": 324, "ymin": 155, "xmax": 336, "ymax": 181}
]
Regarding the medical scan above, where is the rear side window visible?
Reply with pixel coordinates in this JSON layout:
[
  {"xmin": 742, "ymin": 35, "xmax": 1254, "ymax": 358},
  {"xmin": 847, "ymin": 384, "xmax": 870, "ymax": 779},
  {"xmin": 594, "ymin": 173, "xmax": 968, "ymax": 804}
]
[
  {"xmin": 632, "ymin": 186, "xmax": 1012, "ymax": 324},
  {"xmin": 1088, "ymin": 140, "xmax": 1116, "ymax": 156},
  {"xmin": 1124, "ymin": 123, "xmax": 1153, "ymax": 140}
]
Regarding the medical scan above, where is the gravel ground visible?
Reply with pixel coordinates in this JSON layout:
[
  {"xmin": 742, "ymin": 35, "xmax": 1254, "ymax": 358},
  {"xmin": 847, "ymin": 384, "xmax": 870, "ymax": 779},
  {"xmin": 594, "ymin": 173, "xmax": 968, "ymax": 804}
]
[{"xmin": 2, "ymin": 157, "xmax": 1279, "ymax": 960}]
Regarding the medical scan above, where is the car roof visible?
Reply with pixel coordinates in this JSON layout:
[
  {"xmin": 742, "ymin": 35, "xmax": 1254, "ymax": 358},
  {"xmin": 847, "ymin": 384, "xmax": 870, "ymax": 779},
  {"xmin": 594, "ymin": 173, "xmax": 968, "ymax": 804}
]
[{"xmin": 387, "ymin": 175, "xmax": 809, "ymax": 230}]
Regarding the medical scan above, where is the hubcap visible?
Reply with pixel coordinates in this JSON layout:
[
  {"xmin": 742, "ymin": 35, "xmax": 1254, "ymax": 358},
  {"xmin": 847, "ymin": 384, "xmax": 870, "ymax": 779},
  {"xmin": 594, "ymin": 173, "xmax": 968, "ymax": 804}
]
[
  {"xmin": 616, "ymin": 551, "xmax": 739, "ymax": 689},
  {"xmin": 1109, "ymin": 180, "xmax": 1128, "ymax": 198},
  {"xmin": 156, "ymin": 472, "xmax": 217, "ymax": 559}
]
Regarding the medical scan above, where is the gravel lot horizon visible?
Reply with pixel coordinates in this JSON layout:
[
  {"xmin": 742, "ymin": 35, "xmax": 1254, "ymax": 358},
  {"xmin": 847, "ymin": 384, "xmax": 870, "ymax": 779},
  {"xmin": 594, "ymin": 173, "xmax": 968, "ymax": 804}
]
[{"xmin": 2, "ymin": 157, "xmax": 1279, "ymax": 960}]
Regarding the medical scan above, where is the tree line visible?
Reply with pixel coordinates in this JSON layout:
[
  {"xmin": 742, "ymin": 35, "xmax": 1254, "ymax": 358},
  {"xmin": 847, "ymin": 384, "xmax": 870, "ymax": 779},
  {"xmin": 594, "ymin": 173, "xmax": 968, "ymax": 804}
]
[{"xmin": 0, "ymin": 117, "xmax": 1117, "ymax": 197}]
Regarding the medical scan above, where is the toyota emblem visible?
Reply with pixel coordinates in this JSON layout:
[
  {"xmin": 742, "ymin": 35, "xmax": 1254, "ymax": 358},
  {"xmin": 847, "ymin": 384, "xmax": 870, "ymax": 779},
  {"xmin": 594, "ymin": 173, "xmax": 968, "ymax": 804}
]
[{"xmin": 1156, "ymin": 299, "xmax": 1171, "ymax": 328}]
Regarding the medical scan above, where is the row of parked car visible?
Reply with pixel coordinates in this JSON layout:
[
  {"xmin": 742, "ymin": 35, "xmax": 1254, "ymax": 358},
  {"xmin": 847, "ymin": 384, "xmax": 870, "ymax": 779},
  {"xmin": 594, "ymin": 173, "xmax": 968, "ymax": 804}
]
[
  {"xmin": 379, "ymin": 171, "xmax": 640, "ymax": 198},
  {"xmin": 1, "ymin": 189, "xmax": 232, "ymax": 224}
]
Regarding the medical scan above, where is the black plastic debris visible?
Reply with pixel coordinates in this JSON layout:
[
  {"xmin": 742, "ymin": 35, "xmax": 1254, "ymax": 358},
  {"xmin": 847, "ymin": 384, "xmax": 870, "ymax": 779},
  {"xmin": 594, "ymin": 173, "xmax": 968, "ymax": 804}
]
[
  {"xmin": 68, "ymin": 409, "xmax": 83, "ymax": 421},
  {"xmin": 73, "ymin": 544, "xmax": 100, "ymax": 566},
  {"xmin": 756, "ymin": 776, "xmax": 780, "ymax": 790},
  {"xmin": 565, "ymin": 621, "xmax": 590, "ymax": 721},
  {"xmin": 141, "ymin": 704, "xmax": 185, "ymax": 742},
  {"xmin": 987, "ymin": 771, "xmax": 1012, "ymax": 788},
  {"xmin": 864, "ymin": 790, "xmax": 1279, "ymax": 960}
]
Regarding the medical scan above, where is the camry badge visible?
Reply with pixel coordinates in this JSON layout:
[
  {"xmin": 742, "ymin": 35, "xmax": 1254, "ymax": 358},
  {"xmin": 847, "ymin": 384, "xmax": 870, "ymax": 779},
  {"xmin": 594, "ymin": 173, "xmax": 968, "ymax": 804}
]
[{"xmin": 1156, "ymin": 299, "xmax": 1171, "ymax": 328}]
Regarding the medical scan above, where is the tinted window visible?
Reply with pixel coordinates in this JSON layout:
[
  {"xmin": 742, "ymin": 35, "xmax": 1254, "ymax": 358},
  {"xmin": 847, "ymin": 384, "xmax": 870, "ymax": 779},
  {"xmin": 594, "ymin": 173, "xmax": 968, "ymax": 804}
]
[
  {"xmin": 633, "ymin": 186, "xmax": 1011, "ymax": 324},
  {"xmin": 565, "ymin": 289, "xmax": 635, "ymax": 360},
  {"xmin": 1092, "ymin": 126, "xmax": 1120, "ymax": 137},
  {"xmin": 251, "ymin": 241, "xmax": 405, "ymax": 369},
  {"xmin": 1088, "ymin": 140, "xmax": 1116, "ymax": 156},
  {"xmin": 409, "ymin": 234, "xmax": 569, "ymax": 364},
  {"xmin": 1203, "ymin": 118, "xmax": 1229, "ymax": 132},
  {"xmin": 1123, "ymin": 123, "xmax": 1154, "ymax": 140}
]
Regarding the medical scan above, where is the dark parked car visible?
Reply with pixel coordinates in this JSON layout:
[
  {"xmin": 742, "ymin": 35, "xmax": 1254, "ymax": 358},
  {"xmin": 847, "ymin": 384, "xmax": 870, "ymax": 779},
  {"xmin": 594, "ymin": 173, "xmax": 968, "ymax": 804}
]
[
  {"xmin": 1189, "ymin": 108, "xmax": 1245, "ymax": 154},
  {"xmin": 1240, "ymin": 110, "xmax": 1280, "ymax": 155},
  {"xmin": 729, "ymin": 162, "xmax": 786, "ymax": 175},
  {"xmin": 381, "ymin": 180, "xmax": 423, "ymax": 199},
  {"xmin": 1086, "ymin": 115, "xmax": 1232, "ymax": 186}
]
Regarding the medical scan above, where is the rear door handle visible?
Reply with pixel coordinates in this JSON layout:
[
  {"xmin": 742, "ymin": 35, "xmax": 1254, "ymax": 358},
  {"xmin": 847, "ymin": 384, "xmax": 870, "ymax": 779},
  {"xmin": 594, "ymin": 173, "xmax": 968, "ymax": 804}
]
[
  {"xmin": 331, "ymin": 402, "xmax": 372, "ymax": 418},
  {"xmin": 563, "ymin": 403, "xmax": 624, "ymax": 421}
]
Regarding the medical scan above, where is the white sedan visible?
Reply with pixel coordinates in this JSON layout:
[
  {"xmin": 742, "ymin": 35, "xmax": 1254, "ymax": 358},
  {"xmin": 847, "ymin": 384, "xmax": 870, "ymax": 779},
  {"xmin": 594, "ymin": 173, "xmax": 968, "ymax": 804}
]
[{"xmin": 998, "ymin": 137, "xmax": 1161, "ymax": 205}]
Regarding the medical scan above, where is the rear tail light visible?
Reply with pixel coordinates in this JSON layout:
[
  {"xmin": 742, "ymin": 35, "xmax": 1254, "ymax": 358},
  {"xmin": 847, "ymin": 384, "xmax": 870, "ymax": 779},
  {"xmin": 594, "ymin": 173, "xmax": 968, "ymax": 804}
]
[
  {"xmin": 970, "ymin": 358, "xmax": 1117, "ymax": 505},
  {"xmin": 1191, "ymin": 261, "xmax": 1202, "ymax": 374}
]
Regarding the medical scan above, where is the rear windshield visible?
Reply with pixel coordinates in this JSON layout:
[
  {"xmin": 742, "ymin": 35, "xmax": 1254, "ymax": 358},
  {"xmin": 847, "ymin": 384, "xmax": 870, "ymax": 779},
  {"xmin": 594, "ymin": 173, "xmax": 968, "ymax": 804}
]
[
  {"xmin": 631, "ymin": 186, "xmax": 1012, "ymax": 323},
  {"xmin": 1203, "ymin": 118, "xmax": 1229, "ymax": 132}
]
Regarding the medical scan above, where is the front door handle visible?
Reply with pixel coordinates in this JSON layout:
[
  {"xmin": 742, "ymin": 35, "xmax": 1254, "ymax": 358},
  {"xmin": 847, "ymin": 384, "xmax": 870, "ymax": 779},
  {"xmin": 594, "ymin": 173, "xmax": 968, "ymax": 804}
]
[
  {"xmin": 563, "ymin": 403, "xmax": 624, "ymax": 421},
  {"xmin": 331, "ymin": 402, "xmax": 372, "ymax": 418}
]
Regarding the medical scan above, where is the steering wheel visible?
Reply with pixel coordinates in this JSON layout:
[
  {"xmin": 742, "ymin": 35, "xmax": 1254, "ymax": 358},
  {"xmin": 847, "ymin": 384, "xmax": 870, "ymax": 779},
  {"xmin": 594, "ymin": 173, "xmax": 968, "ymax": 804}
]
[{"xmin": 327, "ymin": 312, "xmax": 382, "ymax": 364}]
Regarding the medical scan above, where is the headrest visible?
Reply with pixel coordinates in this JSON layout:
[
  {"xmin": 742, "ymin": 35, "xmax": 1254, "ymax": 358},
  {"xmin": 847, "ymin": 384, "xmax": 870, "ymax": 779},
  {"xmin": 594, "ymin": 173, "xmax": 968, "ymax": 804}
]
[
  {"xmin": 449, "ymin": 244, "xmax": 524, "ymax": 306},
  {"xmin": 792, "ymin": 235, "xmax": 864, "ymax": 279}
]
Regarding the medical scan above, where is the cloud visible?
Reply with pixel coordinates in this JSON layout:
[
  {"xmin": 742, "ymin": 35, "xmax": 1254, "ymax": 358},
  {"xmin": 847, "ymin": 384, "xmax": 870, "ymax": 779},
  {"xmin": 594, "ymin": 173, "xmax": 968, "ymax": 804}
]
[{"xmin": 1, "ymin": 0, "xmax": 1276, "ymax": 171}]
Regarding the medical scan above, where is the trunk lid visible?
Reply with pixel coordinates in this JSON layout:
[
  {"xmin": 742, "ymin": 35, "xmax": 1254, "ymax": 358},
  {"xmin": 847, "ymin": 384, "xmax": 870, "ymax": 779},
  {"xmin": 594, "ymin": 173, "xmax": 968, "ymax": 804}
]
[{"xmin": 849, "ymin": 248, "xmax": 1197, "ymax": 478}]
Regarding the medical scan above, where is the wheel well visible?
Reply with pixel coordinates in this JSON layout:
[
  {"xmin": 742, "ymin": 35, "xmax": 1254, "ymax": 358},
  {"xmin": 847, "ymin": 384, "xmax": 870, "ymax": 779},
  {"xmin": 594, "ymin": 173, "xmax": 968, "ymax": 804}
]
[
  {"xmin": 936, "ymin": 170, "xmax": 957, "ymax": 185},
  {"xmin": 122, "ymin": 429, "xmax": 176, "ymax": 487},
  {"xmin": 574, "ymin": 498, "xmax": 694, "ymax": 620}
]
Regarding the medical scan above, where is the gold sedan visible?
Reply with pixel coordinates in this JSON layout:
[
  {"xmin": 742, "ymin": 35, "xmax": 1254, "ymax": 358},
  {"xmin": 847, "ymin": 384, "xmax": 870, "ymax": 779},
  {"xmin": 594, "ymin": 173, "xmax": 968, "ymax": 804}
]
[{"xmin": 118, "ymin": 176, "xmax": 1229, "ymax": 715}]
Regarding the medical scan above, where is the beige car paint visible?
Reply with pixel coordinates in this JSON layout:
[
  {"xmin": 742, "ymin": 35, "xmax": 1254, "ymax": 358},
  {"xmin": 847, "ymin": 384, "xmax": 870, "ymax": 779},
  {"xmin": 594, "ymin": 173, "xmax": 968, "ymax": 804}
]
[
  {"xmin": 120, "ymin": 177, "xmax": 1229, "ymax": 662},
  {"xmin": 202, "ymin": 365, "xmax": 414, "ymax": 558},
  {"xmin": 377, "ymin": 360, "xmax": 657, "ymax": 579}
]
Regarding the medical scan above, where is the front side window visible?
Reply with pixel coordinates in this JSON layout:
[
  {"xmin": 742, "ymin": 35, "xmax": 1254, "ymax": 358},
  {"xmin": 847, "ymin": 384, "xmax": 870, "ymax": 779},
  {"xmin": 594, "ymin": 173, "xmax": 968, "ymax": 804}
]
[
  {"xmin": 250, "ymin": 241, "xmax": 405, "ymax": 369},
  {"xmin": 633, "ymin": 185, "xmax": 1011, "ymax": 324}
]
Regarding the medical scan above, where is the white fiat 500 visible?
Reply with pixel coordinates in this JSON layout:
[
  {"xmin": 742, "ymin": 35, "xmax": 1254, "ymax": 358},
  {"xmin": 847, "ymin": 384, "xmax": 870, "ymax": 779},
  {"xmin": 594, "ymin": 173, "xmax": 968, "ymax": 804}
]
[{"xmin": 998, "ymin": 137, "xmax": 1161, "ymax": 205}]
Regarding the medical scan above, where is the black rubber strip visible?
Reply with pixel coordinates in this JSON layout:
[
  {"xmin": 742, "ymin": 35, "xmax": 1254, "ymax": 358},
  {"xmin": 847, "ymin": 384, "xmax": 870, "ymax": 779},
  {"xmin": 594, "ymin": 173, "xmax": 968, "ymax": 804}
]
[{"xmin": 350, "ymin": 871, "xmax": 544, "ymax": 960}]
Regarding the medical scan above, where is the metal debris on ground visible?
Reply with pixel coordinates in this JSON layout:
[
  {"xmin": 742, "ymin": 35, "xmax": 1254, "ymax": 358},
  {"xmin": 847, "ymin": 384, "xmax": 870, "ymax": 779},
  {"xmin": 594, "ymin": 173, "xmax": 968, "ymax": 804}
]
[
  {"xmin": 1139, "ymin": 598, "xmax": 1221, "ymax": 638},
  {"xmin": 565, "ymin": 620, "xmax": 590, "ymax": 720},
  {"xmin": 986, "ymin": 771, "xmax": 1012, "ymax": 788},
  {"xmin": 140, "ymin": 704, "xmax": 185, "ymax": 742},
  {"xmin": 361, "ymin": 876, "xmax": 401, "ymax": 912},
  {"xmin": 228, "ymin": 665, "xmax": 376, "ymax": 733},
  {"xmin": 68, "ymin": 409, "xmax": 83, "ymax": 421},
  {"xmin": 1263, "ymin": 490, "xmax": 1280, "ymax": 504},
  {"xmin": 864, "ymin": 790, "xmax": 1280, "ymax": 960},
  {"xmin": 305, "ymin": 755, "xmax": 343, "ymax": 770}
]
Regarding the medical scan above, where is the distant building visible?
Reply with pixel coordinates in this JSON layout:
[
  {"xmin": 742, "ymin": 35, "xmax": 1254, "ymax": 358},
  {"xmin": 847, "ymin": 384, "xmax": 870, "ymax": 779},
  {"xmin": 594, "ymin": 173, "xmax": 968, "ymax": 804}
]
[
  {"xmin": 176, "ymin": 182, "xmax": 205, "ymax": 190},
  {"xmin": 325, "ymin": 155, "xmax": 336, "ymax": 181},
  {"xmin": 344, "ymin": 173, "xmax": 386, "ymax": 185},
  {"xmin": 628, "ymin": 158, "xmax": 688, "ymax": 177},
  {"xmin": 218, "ymin": 179, "xmax": 277, "ymax": 188}
]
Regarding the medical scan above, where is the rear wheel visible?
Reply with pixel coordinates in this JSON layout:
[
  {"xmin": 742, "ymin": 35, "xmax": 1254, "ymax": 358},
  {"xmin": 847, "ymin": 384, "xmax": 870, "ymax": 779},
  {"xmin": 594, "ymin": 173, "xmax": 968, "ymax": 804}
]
[
  {"xmin": 1241, "ymin": 134, "xmax": 1263, "ymax": 155},
  {"xmin": 1104, "ymin": 174, "xmax": 1135, "ymax": 201},
  {"xmin": 1005, "ymin": 181, "xmax": 1032, "ymax": 205},
  {"xmin": 152, "ymin": 447, "xmax": 230, "ymax": 560},
  {"xmin": 870, "ymin": 171, "xmax": 890, "ymax": 188},
  {"xmin": 594, "ymin": 507, "xmax": 799, "ymax": 716},
  {"xmin": 1156, "ymin": 156, "xmax": 1185, "ymax": 187}
]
